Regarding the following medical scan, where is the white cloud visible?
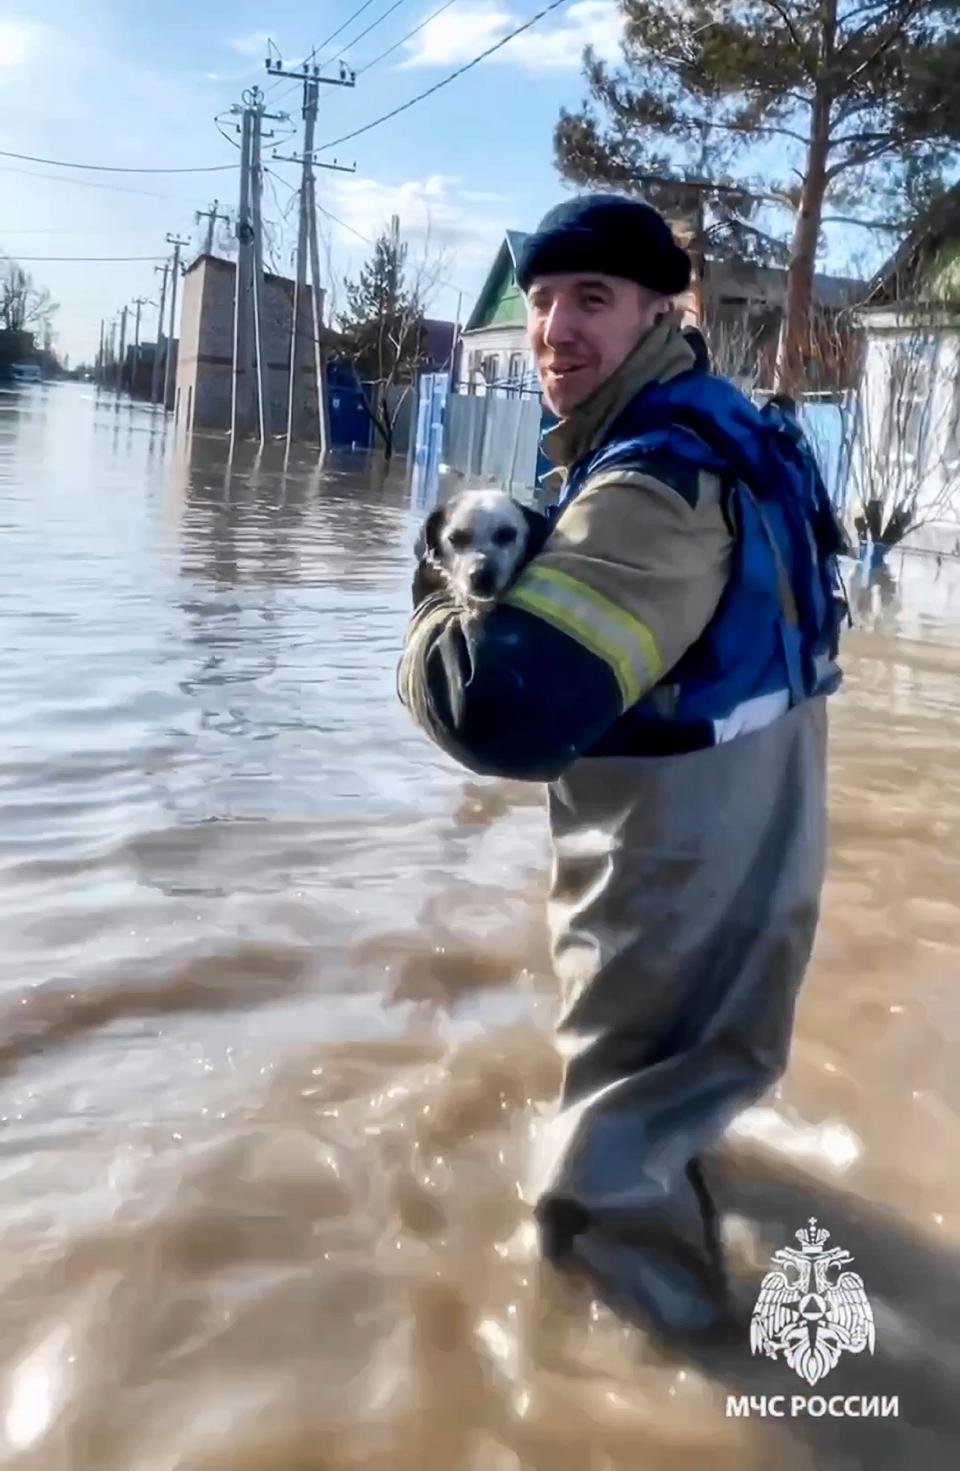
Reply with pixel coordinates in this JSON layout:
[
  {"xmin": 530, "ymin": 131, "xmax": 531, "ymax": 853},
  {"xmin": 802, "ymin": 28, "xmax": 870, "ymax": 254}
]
[
  {"xmin": 401, "ymin": 0, "xmax": 623, "ymax": 73},
  {"xmin": 0, "ymin": 19, "xmax": 40, "ymax": 68},
  {"xmin": 324, "ymin": 173, "xmax": 504, "ymax": 262},
  {"xmin": 228, "ymin": 31, "xmax": 273, "ymax": 59},
  {"xmin": 317, "ymin": 173, "xmax": 509, "ymax": 316}
]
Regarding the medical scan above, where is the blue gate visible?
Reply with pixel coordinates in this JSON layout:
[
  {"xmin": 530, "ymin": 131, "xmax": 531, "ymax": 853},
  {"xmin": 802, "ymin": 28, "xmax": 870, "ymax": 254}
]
[
  {"xmin": 410, "ymin": 373, "xmax": 448, "ymax": 515},
  {"xmin": 327, "ymin": 360, "xmax": 372, "ymax": 450}
]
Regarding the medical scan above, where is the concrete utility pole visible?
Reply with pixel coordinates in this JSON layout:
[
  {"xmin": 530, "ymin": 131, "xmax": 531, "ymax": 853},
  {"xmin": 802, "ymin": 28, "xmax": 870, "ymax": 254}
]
[
  {"xmin": 115, "ymin": 305, "xmax": 128, "ymax": 394},
  {"xmin": 250, "ymin": 112, "xmax": 267, "ymax": 445},
  {"xmin": 196, "ymin": 198, "xmax": 230, "ymax": 257},
  {"xmin": 131, "ymin": 296, "xmax": 148, "ymax": 395},
  {"xmin": 163, "ymin": 233, "xmax": 190, "ymax": 413},
  {"xmin": 265, "ymin": 56, "xmax": 356, "ymax": 456},
  {"xmin": 152, "ymin": 262, "xmax": 170, "ymax": 406},
  {"xmin": 228, "ymin": 86, "xmax": 287, "ymax": 443},
  {"xmin": 97, "ymin": 319, "xmax": 105, "ymax": 386}
]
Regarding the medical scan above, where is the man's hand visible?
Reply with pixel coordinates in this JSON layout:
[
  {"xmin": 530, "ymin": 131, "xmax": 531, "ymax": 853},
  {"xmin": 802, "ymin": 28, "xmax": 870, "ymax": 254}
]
[{"xmin": 411, "ymin": 554, "xmax": 447, "ymax": 608}]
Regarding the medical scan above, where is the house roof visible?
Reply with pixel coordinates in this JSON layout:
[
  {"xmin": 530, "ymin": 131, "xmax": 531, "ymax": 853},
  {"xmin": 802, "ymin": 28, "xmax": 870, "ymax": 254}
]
[
  {"xmin": 463, "ymin": 231, "xmax": 529, "ymax": 334},
  {"xmin": 866, "ymin": 182, "xmax": 960, "ymax": 306},
  {"xmin": 421, "ymin": 317, "xmax": 456, "ymax": 366}
]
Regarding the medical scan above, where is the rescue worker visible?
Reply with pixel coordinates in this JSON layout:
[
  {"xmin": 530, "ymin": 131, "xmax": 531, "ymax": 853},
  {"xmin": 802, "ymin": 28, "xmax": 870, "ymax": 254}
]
[{"xmin": 397, "ymin": 195, "xmax": 846, "ymax": 1344}]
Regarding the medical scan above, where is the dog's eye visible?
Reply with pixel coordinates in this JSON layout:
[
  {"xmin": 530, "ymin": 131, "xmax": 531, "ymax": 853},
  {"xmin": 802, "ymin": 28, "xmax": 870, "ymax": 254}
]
[
  {"xmin": 447, "ymin": 530, "xmax": 471, "ymax": 551},
  {"xmin": 492, "ymin": 526, "xmax": 518, "ymax": 546}
]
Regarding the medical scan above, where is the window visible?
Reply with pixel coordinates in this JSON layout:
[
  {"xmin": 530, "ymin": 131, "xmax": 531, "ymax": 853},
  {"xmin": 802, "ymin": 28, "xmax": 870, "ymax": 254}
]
[
  {"xmin": 481, "ymin": 354, "xmax": 500, "ymax": 388},
  {"xmin": 507, "ymin": 352, "xmax": 525, "ymax": 393},
  {"xmin": 884, "ymin": 335, "xmax": 938, "ymax": 472}
]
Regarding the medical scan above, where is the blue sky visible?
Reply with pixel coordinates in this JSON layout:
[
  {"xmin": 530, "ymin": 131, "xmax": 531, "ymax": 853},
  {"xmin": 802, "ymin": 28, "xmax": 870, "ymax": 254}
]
[{"xmin": 0, "ymin": 0, "xmax": 626, "ymax": 362}]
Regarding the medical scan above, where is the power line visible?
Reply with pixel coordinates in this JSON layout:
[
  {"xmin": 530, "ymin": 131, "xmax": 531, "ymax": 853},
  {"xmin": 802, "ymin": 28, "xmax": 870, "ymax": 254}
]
[
  {"xmin": 355, "ymin": 0, "xmax": 458, "ymax": 75},
  {"xmin": 6, "ymin": 254, "xmax": 168, "ymax": 262},
  {"xmin": 289, "ymin": 0, "xmax": 459, "ymax": 132},
  {"xmin": 0, "ymin": 147, "xmax": 238, "ymax": 175},
  {"xmin": 0, "ymin": 162, "xmax": 205, "ymax": 205},
  {"xmin": 316, "ymin": 0, "xmax": 572, "ymax": 151},
  {"xmin": 0, "ymin": 227, "xmax": 155, "ymax": 235},
  {"xmin": 321, "ymin": 0, "xmax": 409, "ymax": 69},
  {"xmin": 264, "ymin": 1, "xmax": 381, "ymax": 102}
]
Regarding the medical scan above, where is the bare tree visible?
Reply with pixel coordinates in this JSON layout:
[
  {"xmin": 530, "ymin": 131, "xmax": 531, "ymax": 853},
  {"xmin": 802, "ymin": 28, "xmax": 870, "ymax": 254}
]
[
  {"xmin": 337, "ymin": 217, "xmax": 447, "ymax": 462},
  {"xmin": 815, "ymin": 303, "xmax": 960, "ymax": 562},
  {"xmin": 0, "ymin": 261, "xmax": 58, "ymax": 336},
  {"xmin": 702, "ymin": 301, "xmax": 768, "ymax": 392}
]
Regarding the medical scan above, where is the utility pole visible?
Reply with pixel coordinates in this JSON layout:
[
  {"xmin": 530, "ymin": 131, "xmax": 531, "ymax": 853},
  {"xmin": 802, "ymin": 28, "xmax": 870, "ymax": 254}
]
[
  {"xmin": 97, "ymin": 319, "xmax": 105, "ymax": 386},
  {"xmin": 107, "ymin": 319, "xmax": 117, "ymax": 388},
  {"xmin": 131, "ymin": 296, "xmax": 147, "ymax": 397},
  {"xmin": 151, "ymin": 262, "xmax": 169, "ymax": 406},
  {"xmin": 228, "ymin": 86, "xmax": 287, "ymax": 442},
  {"xmin": 115, "ymin": 305, "xmax": 128, "ymax": 394},
  {"xmin": 163, "ymin": 233, "xmax": 190, "ymax": 413},
  {"xmin": 250, "ymin": 113, "xmax": 267, "ymax": 445},
  {"xmin": 196, "ymin": 198, "xmax": 230, "ymax": 257},
  {"xmin": 265, "ymin": 56, "xmax": 356, "ymax": 454}
]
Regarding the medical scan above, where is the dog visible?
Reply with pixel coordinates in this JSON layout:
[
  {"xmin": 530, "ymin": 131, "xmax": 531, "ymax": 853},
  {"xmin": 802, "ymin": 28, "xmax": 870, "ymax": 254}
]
[{"xmin": 413, "ymin": 489, "xmax": 550, "ymax": 612}]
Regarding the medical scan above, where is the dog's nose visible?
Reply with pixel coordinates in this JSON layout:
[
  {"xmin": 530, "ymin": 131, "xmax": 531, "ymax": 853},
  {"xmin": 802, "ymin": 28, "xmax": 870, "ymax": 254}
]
[{"xmin": 468, "ymin": 562, "xmax": 497, "ymax": 597}]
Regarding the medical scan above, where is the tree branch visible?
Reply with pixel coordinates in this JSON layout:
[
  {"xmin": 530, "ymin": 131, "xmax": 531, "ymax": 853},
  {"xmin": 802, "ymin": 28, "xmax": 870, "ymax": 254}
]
[
  {"xmin": 755, "ymin": 0, "xmax": 804, "ymax": 51},
  {"xmin": 630, "ymin": 171, "xmax": 796, "ymax": 209},
  {"xmin": 841, "ymin": 0, "xmax": 928, "ymax": 87},
  {"xmin": 825, "ymin": 137, "xmax": 902, "ymax": 180},
  {"xmin": 821, "ymin": 212, "xmax": 903, "ymax": 229}
]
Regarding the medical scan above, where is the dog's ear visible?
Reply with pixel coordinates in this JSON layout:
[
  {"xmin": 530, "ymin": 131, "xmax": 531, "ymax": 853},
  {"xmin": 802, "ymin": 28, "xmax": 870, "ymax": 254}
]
[
  {"xmin": 422, "ymin": 507, "xmax": 446, "ymax": 561},
  {"xmin": 519, "ymin": 505, "xmax": 552, "ymax": 560}
]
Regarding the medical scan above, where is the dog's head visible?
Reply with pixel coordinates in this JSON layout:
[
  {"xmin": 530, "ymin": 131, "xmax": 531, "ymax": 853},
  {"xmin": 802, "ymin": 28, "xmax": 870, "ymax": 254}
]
[{"xmin": 421, "ymin": 490, "xmax": 531, "ymax": 606}]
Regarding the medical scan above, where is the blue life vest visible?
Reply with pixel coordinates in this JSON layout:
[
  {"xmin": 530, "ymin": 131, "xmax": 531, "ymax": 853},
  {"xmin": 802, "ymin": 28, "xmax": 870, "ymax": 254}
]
[{"xmin": 546, "ymin": 369, "xmax": 849, "ymax": 755}]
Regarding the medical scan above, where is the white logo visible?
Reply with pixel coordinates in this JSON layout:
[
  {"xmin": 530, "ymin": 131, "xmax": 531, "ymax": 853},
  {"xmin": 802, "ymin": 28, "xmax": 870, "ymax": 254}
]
[{"xmin": 750, "ymin": 1218, "xmax": 875, "ymax": 1385}]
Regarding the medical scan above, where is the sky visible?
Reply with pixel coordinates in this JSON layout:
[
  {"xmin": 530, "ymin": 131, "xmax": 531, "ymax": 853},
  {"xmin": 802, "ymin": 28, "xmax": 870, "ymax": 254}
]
[{"xmin": 0, "ymin": 0, "xmax": 627, "ymax": 364}]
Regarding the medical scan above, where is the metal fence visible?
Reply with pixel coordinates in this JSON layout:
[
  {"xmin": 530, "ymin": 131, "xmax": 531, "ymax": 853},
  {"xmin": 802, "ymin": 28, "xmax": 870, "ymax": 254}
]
[{"xmin": 441, "ymin": 388, "xmax": 543, "ymax": 491}]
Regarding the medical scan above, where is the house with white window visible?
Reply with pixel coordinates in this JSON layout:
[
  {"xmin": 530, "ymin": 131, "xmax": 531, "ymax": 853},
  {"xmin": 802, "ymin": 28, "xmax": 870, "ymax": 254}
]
[
  {"xmin": 850, "ymin": 185, "xmax": 960, "ymax": 550},
  {"xmin": 457, "ymin": 231, "xmax": 538, "ymax": 397}
]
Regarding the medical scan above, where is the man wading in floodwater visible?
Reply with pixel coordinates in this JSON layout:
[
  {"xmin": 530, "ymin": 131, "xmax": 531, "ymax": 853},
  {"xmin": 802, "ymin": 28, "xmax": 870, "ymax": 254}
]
[{"xmin": 397, "ymin": 195, "xmax": 847, "ymax": 1344}]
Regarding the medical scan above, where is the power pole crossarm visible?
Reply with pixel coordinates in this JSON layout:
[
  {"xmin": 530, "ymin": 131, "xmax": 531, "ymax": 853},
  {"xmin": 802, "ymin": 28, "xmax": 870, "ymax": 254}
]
[
  {"xmin": 271, "ymin": 153, "xmax": 356, "ymax": 175},
  {"xmin": 195, "ymin": 198, "xmax": 231, "ymax": 257}
]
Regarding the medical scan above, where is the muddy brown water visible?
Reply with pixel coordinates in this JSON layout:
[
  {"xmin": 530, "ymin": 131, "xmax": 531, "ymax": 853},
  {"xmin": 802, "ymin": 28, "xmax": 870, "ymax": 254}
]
[{"xmin": 0, "ymin": 383, "xmax": 958, "ymax": 1470}]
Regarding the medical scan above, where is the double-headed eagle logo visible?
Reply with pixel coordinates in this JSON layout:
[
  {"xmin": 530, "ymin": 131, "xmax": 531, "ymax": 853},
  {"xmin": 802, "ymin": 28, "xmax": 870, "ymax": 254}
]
[{"xmin": 750, "ymin": 1218, "xmax": 875, "ymax": 1385}]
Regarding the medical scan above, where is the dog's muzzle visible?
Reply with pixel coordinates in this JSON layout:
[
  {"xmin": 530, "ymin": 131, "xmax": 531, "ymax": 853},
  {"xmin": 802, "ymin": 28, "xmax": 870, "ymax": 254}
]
[{"xmin": 468, "ymin": 560, "xmax": 498, "ymax": 598}]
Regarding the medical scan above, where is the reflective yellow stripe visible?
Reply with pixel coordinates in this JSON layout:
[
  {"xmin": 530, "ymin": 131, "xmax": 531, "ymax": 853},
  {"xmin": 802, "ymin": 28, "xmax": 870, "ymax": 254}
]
[{"xmin": 503, "ymin": 564, "xmax": 662, "ymax": 707}]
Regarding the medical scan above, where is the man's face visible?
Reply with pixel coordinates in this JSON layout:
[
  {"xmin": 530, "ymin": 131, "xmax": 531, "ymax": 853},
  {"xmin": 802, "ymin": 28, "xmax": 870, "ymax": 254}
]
[{"xmin": 526, "ymin": 272, "xmax": 668, "ymax": 416}]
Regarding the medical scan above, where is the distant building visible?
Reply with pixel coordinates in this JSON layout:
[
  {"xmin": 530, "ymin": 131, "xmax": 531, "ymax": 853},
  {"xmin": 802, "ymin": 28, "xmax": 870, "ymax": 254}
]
[
  {"xmin": 458, "ymin": 232, "xmax": 537, "ymax": 396},
  {"xmin": 850, "ymin": 184, "xmax": 960, "ymax": 543},
  {"xmin": 0, "ymin": 328, "xmax": 39, "ymax": 383},
  {"xmin": 176, "ymin": 254, "xmax": 326, "ymax": 437},
  {"xmin": 420, "ymin": 317, "xmax": 457, "ymax": 374}
]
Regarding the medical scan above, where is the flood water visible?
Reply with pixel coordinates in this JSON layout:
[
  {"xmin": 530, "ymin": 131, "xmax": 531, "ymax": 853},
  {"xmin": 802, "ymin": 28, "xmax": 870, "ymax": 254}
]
[{"xmin": 1, "ymin": 383, "xmax": 958, "ymax": 1470}]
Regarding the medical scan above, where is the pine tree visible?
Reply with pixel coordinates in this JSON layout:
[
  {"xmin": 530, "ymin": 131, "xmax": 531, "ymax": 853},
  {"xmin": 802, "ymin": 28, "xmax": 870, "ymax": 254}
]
[
  {"xmin": 338, "ymin": 217, "xmax": 425, "ymax": 460},
  {"xmin": 556, "ymin": 1, "xmax": 960, "ymax": 392}
]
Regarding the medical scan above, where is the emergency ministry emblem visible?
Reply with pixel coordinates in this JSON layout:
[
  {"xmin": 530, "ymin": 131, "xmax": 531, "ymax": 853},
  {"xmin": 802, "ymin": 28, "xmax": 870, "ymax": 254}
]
[{"xmin": 750, "ymin": 1218, "xmax": 875, "ymax": 1385}]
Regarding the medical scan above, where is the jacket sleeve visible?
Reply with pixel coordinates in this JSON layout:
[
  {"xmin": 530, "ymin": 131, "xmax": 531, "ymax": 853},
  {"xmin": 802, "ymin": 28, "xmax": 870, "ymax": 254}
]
[{"xmin": 397, "ymin": 465, "xmax": 732, "ymax": 782}]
